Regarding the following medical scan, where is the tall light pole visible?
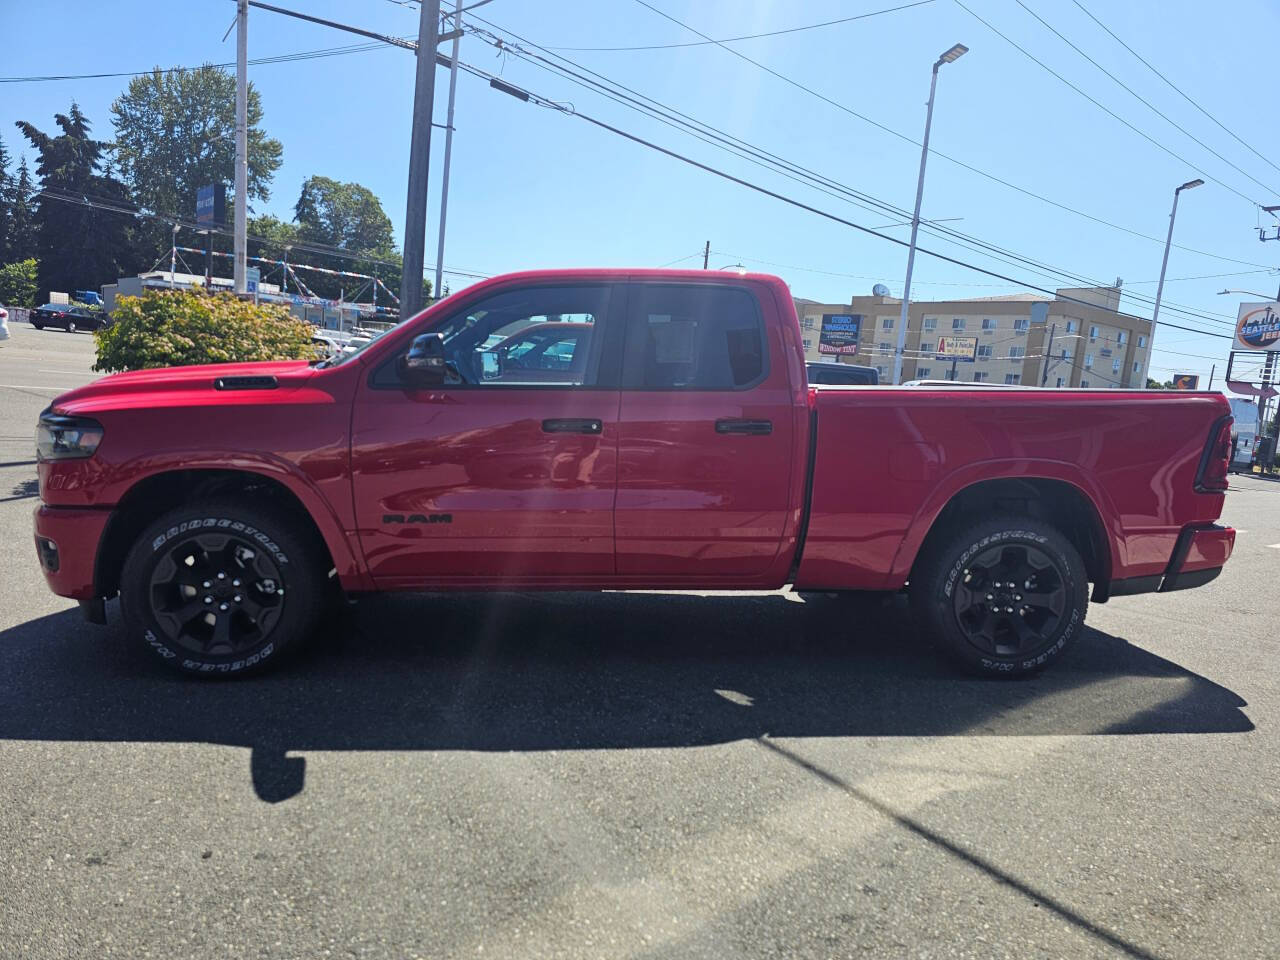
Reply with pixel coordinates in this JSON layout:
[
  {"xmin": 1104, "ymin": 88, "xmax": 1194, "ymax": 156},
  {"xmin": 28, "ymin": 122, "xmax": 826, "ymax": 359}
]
[
  {"xmin": 234, "ymin": 0, "xmax": 249, "ymax": 294},
  {"xmin": 894, "ymin": 42, "xmax": 967, "ymax": 385},
  {"xmin": 1149, "ymin": 178, "xmax": 1204, "ymax": 347}
]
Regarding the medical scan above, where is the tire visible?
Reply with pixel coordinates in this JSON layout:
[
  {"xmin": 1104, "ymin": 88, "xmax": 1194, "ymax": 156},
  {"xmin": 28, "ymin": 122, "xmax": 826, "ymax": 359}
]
[
  {"xmin": 31, "ymin": 321, "xmax": 42, "ymax": 330},
  {"xmin": 120, "ymin": 500, "xmax": 326, "ymax": 677},
  {"xmin": 910, "ymin": 515, "xmax": 1088, "ymax": 677},
  {"xmin": 66, "ymin": 321, "xmax": 76, "ymax": 334}
]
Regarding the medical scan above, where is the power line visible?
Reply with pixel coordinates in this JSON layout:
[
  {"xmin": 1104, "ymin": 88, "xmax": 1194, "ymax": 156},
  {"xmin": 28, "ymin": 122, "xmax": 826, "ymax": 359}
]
[
  {"xmin": 603, "ymin": 2, "xmax": 1268, "ymax": 270},
  {"xmin": 1070, "ymin": 0, "xmax": 1280, "ymax": 180},
  {"xmin": 547, "ymin": 0, "xmax": 936, "ymax": 51},
  {"xmin": 951, "ymin": 0, "xmax": 1262, "ymax": 208},
  {"xmin": 0, "ymin": 39, "xmax": 405, "ymax": 83},
  {"xmin": 465, "ymin": 15, "xmax": 1239, "ymax": 329},
  {"xmin": 1008, "ymin": 0, "xmax": 1280, "ymax": 201}
]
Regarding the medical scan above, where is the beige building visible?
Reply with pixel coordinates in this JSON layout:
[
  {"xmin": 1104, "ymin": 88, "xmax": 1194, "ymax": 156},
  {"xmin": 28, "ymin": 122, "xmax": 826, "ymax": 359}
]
[{"xmin": 795, "ymin": 285, "xmax": 1152, "ymax": 388}]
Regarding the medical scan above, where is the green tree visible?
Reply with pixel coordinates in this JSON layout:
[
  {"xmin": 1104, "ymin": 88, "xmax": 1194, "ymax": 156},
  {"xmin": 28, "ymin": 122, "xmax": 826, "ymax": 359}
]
[
  {"xmin": 290, "ymin": 175, "xmax": 404, "ymax": 302},
  {"xmin": 16, "ymin": 104, "xmax": 141, "ymax": 299},
  {"xmin": 0, "ymin": 258, "xmax": 37, "ymax": 307},
  {"xmin": 94, "ymin": 289, "xmax": 314, "ymax": 372},
  {"xmin": 7, "ymin": 157, "xmax": 37, "ymax": 264},
  {"xmin": 110, "ymin": 65, "xmax": 283, "ymax": 265},
  {"xmin": 0, "ymin": 136, "xmax": 11, "ymax": 262}
]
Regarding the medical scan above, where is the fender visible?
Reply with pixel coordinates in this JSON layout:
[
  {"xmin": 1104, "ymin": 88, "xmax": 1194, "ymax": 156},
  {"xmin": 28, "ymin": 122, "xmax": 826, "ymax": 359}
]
[
  {"xmin": 884, "ymin": 458, "xmax": 1123, "ymax": 590},
  {"xmin": 105, "ymin": 450, "xmax": 373, "ymax": 592}
]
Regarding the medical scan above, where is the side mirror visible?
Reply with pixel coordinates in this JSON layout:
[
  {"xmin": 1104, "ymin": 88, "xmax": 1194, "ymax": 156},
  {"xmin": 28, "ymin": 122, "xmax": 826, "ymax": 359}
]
[{"xmin": 399, "ymin": 333, "xmax": 447, "ymax": 386}]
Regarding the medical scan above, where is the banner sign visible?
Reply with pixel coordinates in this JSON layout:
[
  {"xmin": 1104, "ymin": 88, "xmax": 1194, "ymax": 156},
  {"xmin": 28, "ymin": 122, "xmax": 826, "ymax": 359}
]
[
  {"xmin": 936, "ymin": 335, "xmax": 978, "ymax": 362},
  {"xmin": 195, "ymin": 184, "xmax": 226, "ymax": 226},
  {"xmin": 244, "ymin": 267, "xmax": 260, "ymax": 294},
  {"xmin": 1235, "ymin": 302, "xmax": 1280, "ymax": 351},
  {"xmin": 819, "ymin": 313, "xmax": 862, "ymax": 355},
  {"xmin": 1171, "ymin": 373, "xmax": 1199, "ymax": 390}
]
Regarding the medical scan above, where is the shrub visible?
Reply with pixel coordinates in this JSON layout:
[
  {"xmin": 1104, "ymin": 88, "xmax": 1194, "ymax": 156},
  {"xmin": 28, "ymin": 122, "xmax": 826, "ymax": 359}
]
[
  {"xmin": 94, "ymin": 289, "xmax": 315, "ymax": 373},
  {"xmin": 0, "ymin": 259, "xmax": 38, "ymax": 308}
]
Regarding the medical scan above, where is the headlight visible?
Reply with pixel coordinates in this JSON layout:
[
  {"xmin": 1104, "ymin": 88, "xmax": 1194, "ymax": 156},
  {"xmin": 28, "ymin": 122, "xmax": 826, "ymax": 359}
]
[{"xmin": 36, "ymin": 411, "xmax": 104, "ymax": 461}]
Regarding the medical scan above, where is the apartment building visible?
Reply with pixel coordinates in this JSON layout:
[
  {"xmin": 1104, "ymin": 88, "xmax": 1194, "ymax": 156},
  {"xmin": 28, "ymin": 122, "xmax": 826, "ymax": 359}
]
[{"xmin": 795, "ymin": 284, "xmax": 1152, "ymax": 387}]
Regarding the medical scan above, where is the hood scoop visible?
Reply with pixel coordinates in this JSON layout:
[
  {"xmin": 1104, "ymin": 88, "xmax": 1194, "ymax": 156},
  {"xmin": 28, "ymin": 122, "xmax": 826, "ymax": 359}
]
[{"xmin": 214, "ymin": 375, "xmax": 279, "ymax": 391}]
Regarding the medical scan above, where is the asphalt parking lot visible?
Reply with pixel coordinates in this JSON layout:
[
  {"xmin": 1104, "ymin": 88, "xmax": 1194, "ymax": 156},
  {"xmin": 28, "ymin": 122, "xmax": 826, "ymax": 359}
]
[{"xmin": 1, "ymin": 319, "xmax": 1278, "ymax": 959}]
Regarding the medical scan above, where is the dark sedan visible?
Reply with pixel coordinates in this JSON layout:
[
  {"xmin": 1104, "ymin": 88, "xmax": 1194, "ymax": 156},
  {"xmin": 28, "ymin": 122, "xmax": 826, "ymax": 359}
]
[{"xmin": 30, "ymin": 304, "xmax": 105, "ymax": 333}]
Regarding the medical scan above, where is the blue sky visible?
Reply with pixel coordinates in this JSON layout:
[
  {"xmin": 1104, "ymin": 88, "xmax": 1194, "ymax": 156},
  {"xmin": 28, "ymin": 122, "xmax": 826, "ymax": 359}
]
[{"xmin": 2, "ymin": 0, "xmax": 1278, "ymax": 389}]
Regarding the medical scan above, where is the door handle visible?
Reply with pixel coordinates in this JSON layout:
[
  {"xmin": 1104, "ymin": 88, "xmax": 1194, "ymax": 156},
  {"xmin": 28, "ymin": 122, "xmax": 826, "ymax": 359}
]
[
  {"xmin": 542, "ymin": 418, "xmax": 603, "ymax": 434},
  {"xmin": 715, "ymin": 418, "xmax": 773, "ymax": 436}
]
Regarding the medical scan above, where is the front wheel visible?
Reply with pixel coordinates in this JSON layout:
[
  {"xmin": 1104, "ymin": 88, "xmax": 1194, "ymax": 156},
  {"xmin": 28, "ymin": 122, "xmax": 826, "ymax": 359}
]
[
  {"xmin": 911, "ymin": 516, "xmax": 1088, "ymax": 677},
  {"xmin": 31, "ymin": 321, "xmax": 42, "ymax": 330},
  {"xmin": 120, "ymin": 500, "xmax": 326, "ymax": 677}
]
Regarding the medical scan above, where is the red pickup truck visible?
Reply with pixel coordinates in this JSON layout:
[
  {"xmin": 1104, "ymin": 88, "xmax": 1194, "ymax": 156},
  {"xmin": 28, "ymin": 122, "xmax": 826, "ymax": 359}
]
[{"xmin": 33, "ymin": 269, "xmax": 1235, "ymax": 678}]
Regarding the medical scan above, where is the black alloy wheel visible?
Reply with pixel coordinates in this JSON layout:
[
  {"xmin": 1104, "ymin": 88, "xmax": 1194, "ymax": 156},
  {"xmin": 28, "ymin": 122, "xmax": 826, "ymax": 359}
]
[
  {"xmin": 147, "ymin": 530, "xmax": 286, "ymax": 657},
  {"xmin": 951, "ymin": 542, "xmax": 1067, "ymax": 658}
]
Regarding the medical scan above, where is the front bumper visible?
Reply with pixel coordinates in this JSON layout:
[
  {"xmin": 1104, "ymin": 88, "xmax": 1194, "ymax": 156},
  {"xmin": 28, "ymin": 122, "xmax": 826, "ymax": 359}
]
[
  {"xmin": 1107, "ymin": 523, "xmax": 1235, "ymax": 598},
  {"xmin": 33, "ymin": 505, "xmax": 112, "ymax": 602}
]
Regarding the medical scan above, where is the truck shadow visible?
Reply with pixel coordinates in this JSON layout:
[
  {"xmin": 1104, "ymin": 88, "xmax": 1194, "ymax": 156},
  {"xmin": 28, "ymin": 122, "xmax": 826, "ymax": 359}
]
[{"xmin": 0, "ymin": 591, "xmax": 1252, "ymax": 802}]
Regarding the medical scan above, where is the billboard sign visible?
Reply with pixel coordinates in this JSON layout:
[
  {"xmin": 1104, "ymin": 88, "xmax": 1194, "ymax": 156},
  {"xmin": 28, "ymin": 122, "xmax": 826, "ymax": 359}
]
[
  {"xmin": 819, "ymin": 313, "xmax": 862, "ymax": 355},
  {"xmin": 195, "ymin": 184, "xmax": 226, "ymax": 226},
  {"xmin": 1235, "ymin": 302, "xmax": 1280, "ymax": 351},
  {"xmin": 936, "ymin": 335, "xmax": 978, "ymax": 362},
  {"xmin": 244, "ymin": 267, "xmax": 260, "ymax": 294},
  {"xmin": 1171, "ymin": 373, "xmax": 1200, "ymax": 390}
]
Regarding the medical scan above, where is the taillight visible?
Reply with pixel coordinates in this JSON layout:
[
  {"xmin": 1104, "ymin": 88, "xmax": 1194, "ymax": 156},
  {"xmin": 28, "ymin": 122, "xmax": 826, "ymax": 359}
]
[{"xmin": 1195, "ymin": 416, "xmax": 1233, "ymax": 493}]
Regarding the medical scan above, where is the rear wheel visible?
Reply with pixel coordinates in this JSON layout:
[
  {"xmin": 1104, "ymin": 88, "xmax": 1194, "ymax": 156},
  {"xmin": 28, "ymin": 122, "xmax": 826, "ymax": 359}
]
[
  {"xmin": 911, "ymin": 516, "xmax": 1087, "ymax": 677},
  {"xmin": 66, "ymin": 320, "xmax": 77, "ymax": 333},
  {"xmin": 120, "ymin": 500, "xmax": 326, "ymax": 677}
]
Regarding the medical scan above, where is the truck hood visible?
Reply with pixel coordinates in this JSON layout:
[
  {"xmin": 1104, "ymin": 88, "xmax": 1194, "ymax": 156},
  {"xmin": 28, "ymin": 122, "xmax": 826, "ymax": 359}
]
[{"xmin": 51, "ymin": 359, "xmax": 319, "ymax": 416}]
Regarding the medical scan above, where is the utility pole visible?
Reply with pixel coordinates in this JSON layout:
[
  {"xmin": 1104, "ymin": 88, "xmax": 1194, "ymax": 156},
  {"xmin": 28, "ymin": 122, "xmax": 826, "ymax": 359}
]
[
  {"xmin": 1207, "ymin": 363, "xmax": 1215, "ymax": 391},
  {"xmin": 1040, "ymin": 323, "xmax": 1056, "ymax": 387},
  {"xmin": 702, "ymin": 240, "xmax": 710, "ymax": 269},
  {"xmin": 401, "ymin": 0, "xmax": 442, "ymax": 317},
  {"xmin": 234, "ymin": 0, "xmax": 248, "ymax": 294},
  {"xmin": 433, "ymin": 0, "xmax": 462, "ymax": 304}
]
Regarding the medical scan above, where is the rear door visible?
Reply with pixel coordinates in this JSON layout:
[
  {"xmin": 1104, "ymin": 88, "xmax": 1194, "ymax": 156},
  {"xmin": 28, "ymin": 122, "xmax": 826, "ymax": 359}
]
[
  {"xmin": 351, "ymin": 282, "xmax": 624, "ymax": 586},
  {"xmin": 615, "ymin": 281, "xmax": 797, "ymax": 580}
]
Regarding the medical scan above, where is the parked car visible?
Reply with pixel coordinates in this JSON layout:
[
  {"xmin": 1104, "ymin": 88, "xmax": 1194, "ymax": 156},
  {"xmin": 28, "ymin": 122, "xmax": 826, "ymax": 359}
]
[
  {"xmin": 0, "ymin": 305, "xmax": 9, "ymax": 343},
  {"xmin": 32, "ymin": 269, "xmax": 1236, "ymax": 679},
  {"xmin": 30, "ymin": 304, "xmax": 104, "ymax": 333},
  {"xmin": 806, "ymin": 361, "xmax": 878, "ymax": 385}
]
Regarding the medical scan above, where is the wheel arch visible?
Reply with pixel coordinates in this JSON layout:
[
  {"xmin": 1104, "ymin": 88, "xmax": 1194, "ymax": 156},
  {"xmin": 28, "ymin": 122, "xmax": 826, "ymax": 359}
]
[
  {"xmin": 95, "ymin": 467, "xmax": 358, "ymax": 599},
  {"xmin": 899, "ymin": 472, "xmax": 1117, "ymax": 597}
]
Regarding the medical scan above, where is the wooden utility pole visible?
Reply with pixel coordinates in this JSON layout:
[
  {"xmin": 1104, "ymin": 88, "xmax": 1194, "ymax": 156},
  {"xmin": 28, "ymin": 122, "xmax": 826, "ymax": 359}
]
[
  {"xmin": 401, "ymin": 0, "xmax": 442, "ymax": 317},
  {"xmin": 702, "ymin": 240, "xmax": 710, "ymax": 269}
]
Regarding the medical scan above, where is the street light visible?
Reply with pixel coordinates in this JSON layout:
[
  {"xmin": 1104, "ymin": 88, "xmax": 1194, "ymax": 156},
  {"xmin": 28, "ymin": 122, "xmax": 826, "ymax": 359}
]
[
  {"xmin": 1149, "ymin": 178, "xmax": 1204, "ymax": 349},
  {"xmin": 893, "ymin": 42, "xmax": 968, "ymax": 385}
]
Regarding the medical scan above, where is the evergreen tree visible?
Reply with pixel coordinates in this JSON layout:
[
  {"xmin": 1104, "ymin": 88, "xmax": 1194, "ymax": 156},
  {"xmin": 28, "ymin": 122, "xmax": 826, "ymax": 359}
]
[
  {"xmin": 16, "ymin": 104, "xmax": 141, "ymax": 298},
  {"xmin": 8, "ymin": 158, "xmax": 38, "ymax": 264}
]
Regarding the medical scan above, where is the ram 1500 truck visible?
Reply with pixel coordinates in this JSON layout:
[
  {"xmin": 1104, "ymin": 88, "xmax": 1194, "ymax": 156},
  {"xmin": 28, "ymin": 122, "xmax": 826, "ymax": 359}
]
[{"xmin": 33, "ymin": 269, "xmax": 1236, "ymax": 678}]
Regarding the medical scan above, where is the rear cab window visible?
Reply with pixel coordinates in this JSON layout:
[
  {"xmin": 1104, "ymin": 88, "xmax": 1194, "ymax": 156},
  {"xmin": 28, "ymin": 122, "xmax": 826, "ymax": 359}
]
[{"xmin": 621, "ymin": 284, "xmax": 767, "ymax": 390}]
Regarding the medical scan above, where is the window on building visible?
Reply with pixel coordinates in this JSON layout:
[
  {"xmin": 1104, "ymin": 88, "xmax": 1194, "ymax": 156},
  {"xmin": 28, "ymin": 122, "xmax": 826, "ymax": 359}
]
[
  {"xmin": 1008, "ymin": 346, "xmax": 1025, "ymax": 359},
  {"xmin": 1138, "ymin": 334, "xmax": 1147, "ymax": 348},
  {"xmin": 982, "ymin": 317, "xmax": 996, "ymax": 330},
  {"xmin": 1117, "ymin": 330, "xmax": 1127, "ymax": 345},
  {"xmin": 923, "ymin": 317, "xmax": 937, "ymax": 331},
  {"xmin": 973, "ymin": 371, "xmax": 989, "ymax": 382},
  {"xmin": 1089, "ymin": 325, "xmax": 1099, "ymax": 341},
  {"xmin": 1085, "ymin": 353, "xmax": 1094, "ymax": 369},
  {"xmin": 1112, "ymin": 358, "xmax": 1121, "ymax": 374},
  {"xmin": 1081, "ymin": 379, "xmax": 1090, "ymax": 387},
  {"xmin": 916, "ymin": 366, "xmax": 931, "ymax": 378},
  {"xmin": 1061, "ymin": 349, "xmax": 1072, "ymax": 361},
  {"xmin": 1055, "ymin": 377, "xmax": 1064, "ymax": 388},
  {"xmin": 881, "ymin": 316, "xmax": 894, "ymax": 329},
  {"xmin": 875, "ymin": 366, "xmax": 885, "ymax": 378},
  {"xmin": 919, "ymin": 340, "xmax": 933, "ymax": 354},
  {"xmin": 1133, "ymin": 361, "xmax": 1140, "ymax": 373},
  {"xmin": 878, "ymin": 342, "xmax": 891, "ymax": 356},
  {"xmin": 802, "ymin": 316, "xmax": 816, "ymax": 329},
  {"xmin": 952, "ymin": 317, "xmax": 966, "ymax": 330},
  {"xmin": 1004, "ymin": 373, "xmax": 1021, "ymax": 385},
  {"xmin": 802, "ymin": 339, "xmax": 812, "ymax": 350},
  {"xmin": 1014, "ymin": 317, "xmax": 1030, "ymax": 333},
  {"xmin": 1066, "ymin": 320, "xmax": 1077, "ymax": 333},
  {"xmin": 976, "ymin": 344, "xmax": 993, "ymax": 359}
]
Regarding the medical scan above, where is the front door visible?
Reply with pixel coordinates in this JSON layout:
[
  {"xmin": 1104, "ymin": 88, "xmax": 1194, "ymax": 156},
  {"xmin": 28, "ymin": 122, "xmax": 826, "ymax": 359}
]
[
  {"xmin": 351, "ymin": 282, "xmax": 623, "ymax": 586},
  {"xmin": 614, "ymin": 281, "xmax": 797, "ymax": 581}
]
